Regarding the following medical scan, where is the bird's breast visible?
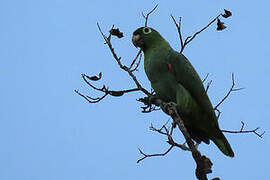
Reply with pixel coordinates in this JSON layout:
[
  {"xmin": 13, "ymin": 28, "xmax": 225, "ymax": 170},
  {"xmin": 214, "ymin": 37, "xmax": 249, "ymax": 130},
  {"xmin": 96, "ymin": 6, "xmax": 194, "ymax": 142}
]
[{"xmin": 144, "ymin": 58, "xmax": 178, "ymax": 102}]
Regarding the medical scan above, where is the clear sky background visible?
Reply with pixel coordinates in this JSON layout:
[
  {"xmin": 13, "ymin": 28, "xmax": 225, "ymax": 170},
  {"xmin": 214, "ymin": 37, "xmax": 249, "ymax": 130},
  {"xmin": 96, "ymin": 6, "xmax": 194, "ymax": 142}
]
[{"xmin": 1, "ymin": 0, "xmax": 269, "ymax": 179}]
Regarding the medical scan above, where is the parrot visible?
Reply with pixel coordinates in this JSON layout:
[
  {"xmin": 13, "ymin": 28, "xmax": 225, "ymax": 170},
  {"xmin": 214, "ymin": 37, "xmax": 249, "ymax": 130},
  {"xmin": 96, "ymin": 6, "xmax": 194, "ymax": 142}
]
[{"xmin": 132, "ymin": 26, "xmax": 234, "ymax": 157}]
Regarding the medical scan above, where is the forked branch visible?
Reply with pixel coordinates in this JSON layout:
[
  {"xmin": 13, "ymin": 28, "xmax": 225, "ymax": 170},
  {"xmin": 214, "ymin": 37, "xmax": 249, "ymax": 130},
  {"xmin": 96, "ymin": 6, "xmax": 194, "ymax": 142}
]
[
  {"xmin": 74, "ymin": 73, "xmax": 140, "ymax": 103},
  {"xmin": 137, "ymin": 120, "xmax": 193, "ymax": 163},
  {"xmin": 142, "ymin": 4, "xmax": 158, "ymax": 27},
  {"xmin": 222, "ymin": 121, "xmax": 265, "ymax": 138},
  {"xmin": 137, "ymin": 145, "xmax": 174, "ymax": 163},
  {"xmin": 171, "ymin": 9, "xmax": 232, "ymax": 53},
  {"xmin": 214, "ymin": 73, "xmax": 244, "ymax": 110}
]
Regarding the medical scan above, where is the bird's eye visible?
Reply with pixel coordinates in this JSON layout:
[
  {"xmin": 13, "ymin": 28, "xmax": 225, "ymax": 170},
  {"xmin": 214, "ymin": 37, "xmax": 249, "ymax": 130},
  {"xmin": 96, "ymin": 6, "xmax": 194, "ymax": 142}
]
[{"xmin": 143, "ymin": 27, "xmax": 152, "ymax": 34}]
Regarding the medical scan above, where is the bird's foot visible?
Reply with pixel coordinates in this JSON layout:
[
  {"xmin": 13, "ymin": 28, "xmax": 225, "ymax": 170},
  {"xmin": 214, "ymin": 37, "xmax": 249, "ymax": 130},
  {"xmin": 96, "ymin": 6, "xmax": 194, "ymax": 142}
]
[
  {"xmin": 161, "ymin": 102, "xmax": 178, "ymax": 115},
  {"xmin": 137, "ymin": 95, "xmax": 159, "ymax": 106},
  {"xmin": 180, "ymin": 141, "xmax": 199, "ymax": 151}
]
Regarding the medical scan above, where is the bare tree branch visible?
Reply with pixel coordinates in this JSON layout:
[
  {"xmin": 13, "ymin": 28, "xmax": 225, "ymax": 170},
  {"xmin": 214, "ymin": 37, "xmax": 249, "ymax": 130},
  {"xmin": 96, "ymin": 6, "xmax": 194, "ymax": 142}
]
[
  {"xmin": 137, "ymin": 145, "xmax": 174, "ymax": 163},
  {"xmin": 222, "ymin": 121, "xmax": 265, "ymax": 138},
  {"xmin": 172, "ymin": 10, "xmax": 231, "ymax": 53},
  {"xmin": 150, "ymin": 122, "xmax": 191, "ymax": 151},
  {"xmin": 75, "ymin": 73, "xmax": 141, "ymax": 103},
  {"xmin": 216, "ymin": 109, "xmax": 221, "ymax": 120},
  {"xmin": 171, "ymin": 15, "xmax": 184, "ymax": 52},
  {"xmin": 214, "ymin": 73, "xmax": 244, "ymax": 110},
  {"xmin": 184, "ymin": 13, "xmax": 223, "ymax": 46},
  {"xmin": 142, "ymin": 4, "xmax": 158, "ymax": 27},
  {"xmin": 74, "ymin": 89, "xmax": 107, "ymax": 103},
  {"xmin": 130, "ymin": 53, "xmax": 142, "ymax": 72},
  {"xmin": 205, "ymin": 80, "xmax": 212, "ymax": 93},
  {"xmin": 202, "ymin": 73, "xmax": 210, "ymax": 83},
  {"xmin": 129, "ymin": 49, "xmax": 142, "ymax": 70},
  {"xmin": 149, "ymin": 120, "xmax": 171, "ymax": 136},
  {"xmin": 137, "ymin": 120, "xmax": 191, "ymax": 164}
]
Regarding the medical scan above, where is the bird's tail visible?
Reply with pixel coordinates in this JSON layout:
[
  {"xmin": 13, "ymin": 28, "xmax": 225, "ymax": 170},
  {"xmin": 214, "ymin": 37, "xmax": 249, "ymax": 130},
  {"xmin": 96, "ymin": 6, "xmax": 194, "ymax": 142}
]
[{"xmin": 212, "ymin": 130, "xmax": 234, "ymax": 157}]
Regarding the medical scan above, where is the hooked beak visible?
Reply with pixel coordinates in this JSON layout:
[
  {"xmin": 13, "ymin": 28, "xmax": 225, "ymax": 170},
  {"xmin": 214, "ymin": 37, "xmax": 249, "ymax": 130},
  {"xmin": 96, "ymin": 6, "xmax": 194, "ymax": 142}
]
[{"xmin": 132, "ymin": 34, "xmax": 141, "ymax": 48}]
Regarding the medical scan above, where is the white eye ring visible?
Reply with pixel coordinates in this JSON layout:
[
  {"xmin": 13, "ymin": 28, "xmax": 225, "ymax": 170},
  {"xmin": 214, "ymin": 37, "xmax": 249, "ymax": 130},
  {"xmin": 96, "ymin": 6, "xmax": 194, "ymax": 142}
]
[{"xmin": 143, "ymin": 27, "xmax": 152, "ymax": 34}]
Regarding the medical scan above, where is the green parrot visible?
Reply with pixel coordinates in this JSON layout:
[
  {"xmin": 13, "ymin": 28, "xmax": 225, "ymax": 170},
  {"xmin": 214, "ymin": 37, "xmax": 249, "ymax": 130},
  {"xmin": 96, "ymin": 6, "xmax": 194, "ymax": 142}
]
[{"xmin": 132, "ymin": 27, "xmax": 234, "ymax": 157}]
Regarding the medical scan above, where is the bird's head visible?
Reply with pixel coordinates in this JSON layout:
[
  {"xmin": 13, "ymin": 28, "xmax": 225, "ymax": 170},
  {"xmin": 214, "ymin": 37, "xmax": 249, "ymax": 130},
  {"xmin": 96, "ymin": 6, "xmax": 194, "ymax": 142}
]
[{"xmin": 132, "ymin": 27, "xmax": 167, "ymax": 51}]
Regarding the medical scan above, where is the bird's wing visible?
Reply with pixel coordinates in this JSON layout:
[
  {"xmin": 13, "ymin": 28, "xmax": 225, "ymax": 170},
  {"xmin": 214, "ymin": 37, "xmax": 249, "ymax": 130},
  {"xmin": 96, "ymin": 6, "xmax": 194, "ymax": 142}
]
[{"xmin": 168, "ymin": 50, "xmax": 214, "ymax": 114}]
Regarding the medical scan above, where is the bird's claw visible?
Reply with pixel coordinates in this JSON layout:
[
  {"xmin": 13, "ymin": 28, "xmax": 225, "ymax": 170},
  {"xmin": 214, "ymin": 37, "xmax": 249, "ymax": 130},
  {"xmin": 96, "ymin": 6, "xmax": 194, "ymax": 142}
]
[{"xmin": 161, "ymin": 102, "xmax": 178, "ymax": 115}]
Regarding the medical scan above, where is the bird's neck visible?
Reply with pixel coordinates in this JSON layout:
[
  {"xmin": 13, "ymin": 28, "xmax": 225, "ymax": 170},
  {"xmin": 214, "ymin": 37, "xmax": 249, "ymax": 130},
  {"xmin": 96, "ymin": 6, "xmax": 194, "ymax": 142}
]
[
  {"xmin": 143, "ymin": 39, "xmax": 171, "ymax": 53},
  {"xmin": 143, "ymin": 41, "xmax": 171, "ymax": 59}
]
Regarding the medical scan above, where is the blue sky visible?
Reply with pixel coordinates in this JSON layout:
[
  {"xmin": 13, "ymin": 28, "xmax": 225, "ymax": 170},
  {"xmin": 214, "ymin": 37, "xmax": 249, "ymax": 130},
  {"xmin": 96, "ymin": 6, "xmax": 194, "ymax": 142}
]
[{"xmin": 1, "ymin": 0, "xmax": 269, "ymax": 179}]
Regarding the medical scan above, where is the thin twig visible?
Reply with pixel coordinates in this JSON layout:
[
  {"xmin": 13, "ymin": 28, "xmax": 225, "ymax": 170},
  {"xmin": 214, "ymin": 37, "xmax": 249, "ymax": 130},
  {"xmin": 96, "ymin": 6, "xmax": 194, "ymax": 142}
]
[
  {"xmin": 142, "ymin": 4, "xmax": 158, "ymax": 27},
  {"xmin": 137, "ymin": 145, "xmax": 174, "ymax": 163},
  {"xmin": 149, "ymin": 120, "xmax": 171, "ymax": 135},
  {"xmin": 97, "ymin": 23, "xmax": 123, "ymax": 68},
  {"xmin": 172, "ymin": 12, "xmax": 225, "ymax": 53},
  {"xmin": 107, "ymin": 24, "xmax": 114, "ymax": 42},
  {"xmin": 82, "ymin": 74, "xmax": 104, "ymax": 92},
  {"xmin": 74, "ymin": 90, "xmax": 107, "ymax": 103},
  {"xmin": 202, "ymin": 73, "xmax": 210, "ymax": 83},
  {"xmin": 214, "ymin": 73, "xmax": 244, "ymax": 110},
  {"xmin": 76, "ymin": 73, "xmax": 142, "ymax": 103},
  {"xmin": 205, "ymin": 80, "xmax": 212, "ymax": 93},
  {"xmin": 171, "ymin": 15, "xmax": 184, "ymax": 52},
  {"xmin": 216, "ymin": 109, "xmax": 221, "ymax": 120},
  {"xmin": 184, "ymin": 13, "xmax": 223, "ymax": 48},
  {"xmin": 149, "ymin": 121, "xmax": 191, "ymax": 151},
  {"xmin": 131, "ymin": 53, "xmax": 142, "ymax": 72},
  {"xmin": 129, "ymin": 49, "xmax": 142, "ymax": 69},
  {"xmin": 222, "ymin": 121, "xmax": 265, "ymax": 138}
]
